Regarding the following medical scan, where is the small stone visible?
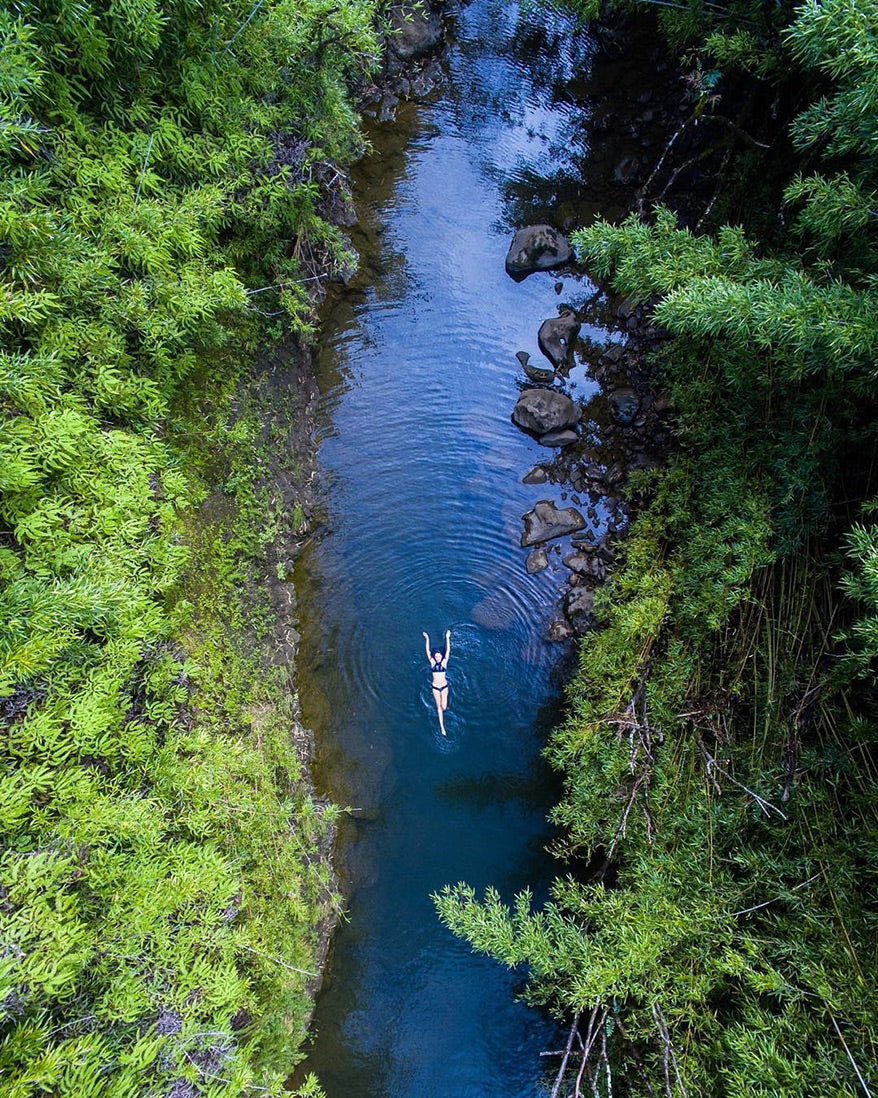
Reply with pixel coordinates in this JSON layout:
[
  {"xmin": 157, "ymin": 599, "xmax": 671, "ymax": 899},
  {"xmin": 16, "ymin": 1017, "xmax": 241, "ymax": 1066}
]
[
  {"xmin": 525, "ymin": 548, "xmax": 549, "ymax": 574},
  {"xmin": 607, "ymin": 388, "xmax": 640, "ymax": 425},
  {"xmin": 565, "ymin": 587, "xmax": 598, "ymax": 633},
  {"xmin": 554, "ymin": 281, "xmax": 563, "ymax": 294},
  {"xmin": 523, "ymin": 361, "xmax": 556, "ymax": 383},
  {"xmin": 538, "ymin": 428, "xmax": 579, "ymax": 447},
  {"xmin": 617, "ymin": 297, "xmax": 636, "ymax": 320},
  {"xmin": 521, "ymin": 499, "xmax": 587, "ymax": 546},
  {"xmin": 600, "ymin": 342, "xmax": 625, "ymax": 365},
  {"xmin": 389, "ymin": 3, "xmax": 443, "ymax": 61},
  {"xmin": 512, "ymin": 389, "xmax": 579, "ymax": 435},
  {"xmin": 505, "ymin": 225, "xmax": 573, "ymax": 280},
  {"xmin": 547, "ymin": 619, "xmax": 574, "ymax": 642},
  {"xmin": 522, "ymin": 465, "xmax": 550, "ymax": 485},
  {"xmin": 538, "ymin": 313, "xmax": 581, "ymax": 367}
]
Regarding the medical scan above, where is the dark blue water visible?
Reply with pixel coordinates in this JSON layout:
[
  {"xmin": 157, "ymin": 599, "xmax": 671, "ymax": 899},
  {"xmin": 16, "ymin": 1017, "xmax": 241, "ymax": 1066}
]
[{"xmin": 294, "ymin": 2, "xmax": 668, "ymax": 1093}]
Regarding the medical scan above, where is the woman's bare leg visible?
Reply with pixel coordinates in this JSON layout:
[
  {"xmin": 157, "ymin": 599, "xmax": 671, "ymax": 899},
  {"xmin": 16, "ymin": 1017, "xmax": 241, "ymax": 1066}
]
[{"xmin": 433, "ymin": 688, "xmax": 447, "ymax": 736}]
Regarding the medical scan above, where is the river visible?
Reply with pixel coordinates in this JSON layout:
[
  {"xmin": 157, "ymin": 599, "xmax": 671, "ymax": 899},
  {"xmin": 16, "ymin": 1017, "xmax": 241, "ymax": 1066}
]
[{"xmin": 293, "ymin": 2, "xmax": 672, "ymax": 1093}]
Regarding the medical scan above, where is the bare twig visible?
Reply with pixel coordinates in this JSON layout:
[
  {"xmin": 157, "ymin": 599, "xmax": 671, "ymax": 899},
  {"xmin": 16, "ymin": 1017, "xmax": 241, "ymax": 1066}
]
[
  {"xmin": 240, "ymin": 944, "xmax": 317, "ymax": 978},
  {"xmin": 575, "ymin": 1005, "xmax": 605, "ymax": 1098},
  {"xmin": 696, "ymin": 145, "xmax": 732, "ymax": 231},
  {"xmin": 224, "ymin": 0, "xmax": 267, "ymax": 51},
  {"xmin": 825, "ymin": 1004, "xmax": 874, "ymax": 1098},
  {"xmin": 246, "ymin": 276, "xmax": 325, "ymax": 295},
  {"xmin": 652, "ymin": 1003, "xmax": 688, "ymax": 1098},
  {"xmin": 655, "ymin": 141, "xmax": 731, "ymax": 204},
  {"xmin": 709, "ymin": 114, "xmax": 771, "ymax": 148},
  {"xmin": 729, "ymin": 873, "xmax": 822, "ymax": 917},
  {"xmin": 638, "ymin": 113, "xmax": 696, "ymax": 215},
  {"xmin": 615, "ymin": 1015, "xmax": 657, "ymax": 1096},
  {"xmin": 132, "ymin": 133, "xmax": 154, "ymax": 215},
  {"xmin": 698, "ymin": 743, "xmax": 788, "ymax": 819},
  {"xmin": 551, "ymin": 1011, "xmax": 582, "ymax": 1098}
]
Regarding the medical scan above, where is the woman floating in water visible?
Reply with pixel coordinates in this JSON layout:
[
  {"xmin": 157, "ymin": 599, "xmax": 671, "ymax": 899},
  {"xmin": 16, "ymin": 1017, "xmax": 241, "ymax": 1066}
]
[{"xmin": 423, "ymin": 629, "xmax": 451, "ymax": 736}]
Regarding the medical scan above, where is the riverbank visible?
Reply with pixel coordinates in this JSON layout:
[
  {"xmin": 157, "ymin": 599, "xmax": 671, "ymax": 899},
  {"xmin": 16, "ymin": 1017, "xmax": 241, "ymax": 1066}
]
[
  {"xmin": 0, "ymin": 1, "xmax": 438, "ymax": 1092},
  {"xmin": 437, "ymin": 0, "xmax": 878, "ymax": 1092}
]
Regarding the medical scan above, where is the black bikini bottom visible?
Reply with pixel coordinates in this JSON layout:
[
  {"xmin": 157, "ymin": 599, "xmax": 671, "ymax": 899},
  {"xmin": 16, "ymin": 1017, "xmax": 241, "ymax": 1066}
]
[{"xmin": 432, "ymin": 683, "xmax": 448, "ymax": 693}]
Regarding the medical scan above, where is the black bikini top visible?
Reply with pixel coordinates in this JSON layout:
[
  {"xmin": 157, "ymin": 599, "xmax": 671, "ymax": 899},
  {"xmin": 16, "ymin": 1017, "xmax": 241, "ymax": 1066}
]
[{"xmin": 431, "ymin": 658, "xmax": 445, "ymax": 673}]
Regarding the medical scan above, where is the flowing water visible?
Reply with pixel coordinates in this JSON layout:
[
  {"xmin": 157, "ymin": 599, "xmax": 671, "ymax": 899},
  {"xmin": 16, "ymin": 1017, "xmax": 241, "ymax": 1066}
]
[{"xmin": 294, "ymin": 3, "xmax": 673, "ymax": 1093}]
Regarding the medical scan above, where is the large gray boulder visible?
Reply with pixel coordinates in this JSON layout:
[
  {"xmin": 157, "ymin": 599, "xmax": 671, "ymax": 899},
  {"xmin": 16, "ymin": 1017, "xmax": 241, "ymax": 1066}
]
[
  {"xmin": 512, "ymin": 389, "xmax": 579, "ymax": 436},
  {"xmin": 538, "ymin": 313, "xmax": 581, "ymax": 367},
  {"xmin": 505, "ymin": 225, "xmax": 573, "ymax": 281},
  {"xmin": 521, "ymin": 500, "xmax": 586, "ymax": 546}
]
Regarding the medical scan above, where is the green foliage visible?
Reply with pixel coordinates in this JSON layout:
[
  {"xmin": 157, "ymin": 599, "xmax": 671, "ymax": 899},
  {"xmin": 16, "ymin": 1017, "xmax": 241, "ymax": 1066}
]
[
  {"xmin": 0, "ymin": 0, "xmax": 378, "ymax": 1091},
  {"xmin": 436, "ymin": 0, "xmax": 878, "ymax": 1093}
]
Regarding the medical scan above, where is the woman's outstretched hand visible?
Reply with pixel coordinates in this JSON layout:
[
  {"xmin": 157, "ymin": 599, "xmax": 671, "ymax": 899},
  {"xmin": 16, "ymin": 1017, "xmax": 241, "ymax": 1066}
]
[{"xmin": 422, "ymin": 631, "xmax": 429, "ymax": 639}]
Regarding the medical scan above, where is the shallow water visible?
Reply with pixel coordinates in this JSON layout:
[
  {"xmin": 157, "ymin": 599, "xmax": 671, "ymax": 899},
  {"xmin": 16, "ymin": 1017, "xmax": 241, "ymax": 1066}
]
[{"xmin": 293, "ymin": 3, "xmax": 671, "ymax": 1093}]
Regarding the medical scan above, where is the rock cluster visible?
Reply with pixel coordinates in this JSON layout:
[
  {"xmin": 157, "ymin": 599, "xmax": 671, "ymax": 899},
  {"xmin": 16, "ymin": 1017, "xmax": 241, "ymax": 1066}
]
[{"xmin": 502, "ymin": 231, "xmax": 672, "ymax": 640}]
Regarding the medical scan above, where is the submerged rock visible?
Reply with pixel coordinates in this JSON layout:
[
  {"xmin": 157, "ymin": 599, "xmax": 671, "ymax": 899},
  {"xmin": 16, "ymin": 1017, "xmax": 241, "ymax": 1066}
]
[
  {"xmin": 388, "ymin": 3, "xmax": 443, "ymax": 61},
  {"xmin": 505, "ymin": 225, "xmax": 573, "ymax": 280},
  {"xmin": 564, "ymin": 586, "xmax": 597, "ymax": 632},
  {"xmin": 563, "ymin": 550, "xmax": 606, "ymax": 580},
  {"xmin": 525, "ymin": 547, "xmax": 549, "ymax": 574},
  {"xmin": 538, "ymin": 428, "xmax": 578, "ymax": 447},
  {"xmin": 522, "ymin": 465, "xmax": 550, "ymax": 485},
  {"xmin": 600, "ymin": 342, "xmax": 625, "ymax": 366},
  {"xmin": 523, "ymin": 360, "xmax": 555, "ymax": 383},
  {"xmin": 607, "ymin": 387, "xmax": 640, "ymax": 424},
  {"xmin": 471, "ymin": 590, "xmax": 516, "ymax": 629},
  {"xmin": 538, "ymin": 313, "xmax": 581, "ymax": 367},
  {"xmin": 547, "ymin": 618, "xmax": 574, "ymax": 642},
  {"xmin": 521, "ymin": 500, "xmax": 586, "ymax": 546},
  {"xmin": 512, "ymin": 389, "xmax": 579, "ymax": 436}
]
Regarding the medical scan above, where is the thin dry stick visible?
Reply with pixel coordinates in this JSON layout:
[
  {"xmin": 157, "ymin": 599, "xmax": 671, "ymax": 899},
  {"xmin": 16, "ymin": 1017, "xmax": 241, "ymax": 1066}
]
[
  {"xmin": 696, "ymin": 146, "xmax": 732, "ymax": 231},
  {"xmin": 551, "ymin": 1011, "xmax": 582, "ymax": 1098},
  {"xmin": 241, "ymin": 944, "xmax": 317, "ymax": 978},
  {"xmin": 601, "ymin": 1024, "xmax": 613, "ymax": 1098},
  {"xmin": 825, "ymin": 1004, "xmax": 874, "ymax": 1098},
  {"xmin": 575, "ymin": 1006, "xmax": 605, "ymax": 1098},
  {"xmin": 699, "ymin": 745, "xmax": 787, "ymax": 819},
  {"xmin": 655, "ymin": 141, "xmax": 730, "ymax": 203},
  {"xmin": 729, "ymin": 872, "xmax": 822, "ymax": 917},
  {"xmin": 637, "ymin": 114, "xmax": 695, "ymax": 214},
  {"xmin": 132, "ymin": 133, "xmax": 154, "ymax": 214},
  {"xmin": 652, "ymin": 1003, "xmax": 688, "ymax": 1098},
  {"xmin": 224, "ymin": 0, "xmax": 267, "ymax": 52}
]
